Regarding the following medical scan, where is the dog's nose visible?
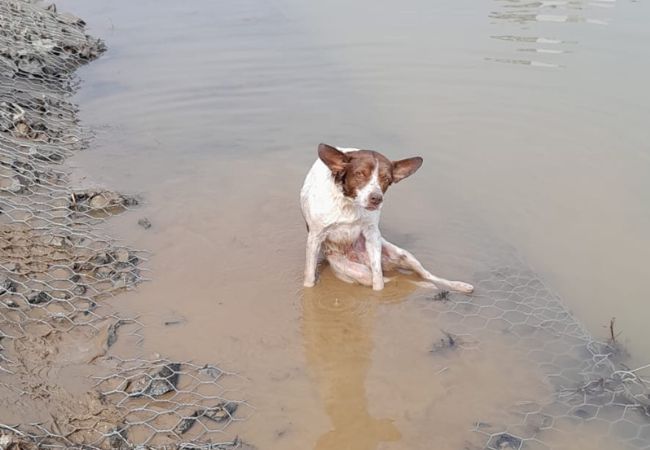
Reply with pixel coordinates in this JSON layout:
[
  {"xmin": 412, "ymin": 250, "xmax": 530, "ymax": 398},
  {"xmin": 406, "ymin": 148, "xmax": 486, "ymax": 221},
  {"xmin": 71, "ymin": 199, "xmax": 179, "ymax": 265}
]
[{"xmin": 369, "ymin": 192, "xmax": 383, "ymax": 206}]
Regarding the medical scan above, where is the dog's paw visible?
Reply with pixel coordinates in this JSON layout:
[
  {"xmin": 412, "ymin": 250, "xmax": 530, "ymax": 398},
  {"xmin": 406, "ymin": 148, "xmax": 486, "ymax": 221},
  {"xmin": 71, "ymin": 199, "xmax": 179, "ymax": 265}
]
[
  {"xmin": 303, "ymin": 279, "xmax": 315, "ymax": 288},
  {"xmin": 449, "ymin": 281, "xmax": 474, "ymax": 294}
]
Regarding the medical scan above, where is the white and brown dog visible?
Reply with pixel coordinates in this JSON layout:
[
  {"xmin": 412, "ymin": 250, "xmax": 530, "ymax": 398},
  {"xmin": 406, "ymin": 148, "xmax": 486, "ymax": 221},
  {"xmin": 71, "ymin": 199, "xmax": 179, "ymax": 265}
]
[{"xmin": 300, "ymin": 143, "xmax": 474, "ymax": 293}]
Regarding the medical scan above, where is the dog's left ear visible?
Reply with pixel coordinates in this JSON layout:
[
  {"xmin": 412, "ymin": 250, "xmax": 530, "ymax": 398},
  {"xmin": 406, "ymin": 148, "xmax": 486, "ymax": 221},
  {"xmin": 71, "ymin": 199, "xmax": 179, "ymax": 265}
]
[{"xmin": 392, "ymin": 157, "xmax": 423, "ymax": 183}]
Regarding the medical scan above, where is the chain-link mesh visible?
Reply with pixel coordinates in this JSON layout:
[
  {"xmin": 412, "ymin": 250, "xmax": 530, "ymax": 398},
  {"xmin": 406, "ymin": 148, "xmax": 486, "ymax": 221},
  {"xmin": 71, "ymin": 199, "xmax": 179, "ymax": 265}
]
[
  {"xmin": 422, "ymin": 267, "xmax": 650, "ymax": 449},
  {"xmin": 0, "ymin": 2, "xmax": 251, "ymax": 448}
]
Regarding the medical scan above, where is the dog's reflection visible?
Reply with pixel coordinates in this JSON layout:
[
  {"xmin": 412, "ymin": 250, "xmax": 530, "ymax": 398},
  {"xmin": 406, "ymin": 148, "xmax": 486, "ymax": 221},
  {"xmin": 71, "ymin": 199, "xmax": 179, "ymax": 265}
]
[{"xmin": 302, "ymin": 270, "xmax": 418, "ymax": 450}]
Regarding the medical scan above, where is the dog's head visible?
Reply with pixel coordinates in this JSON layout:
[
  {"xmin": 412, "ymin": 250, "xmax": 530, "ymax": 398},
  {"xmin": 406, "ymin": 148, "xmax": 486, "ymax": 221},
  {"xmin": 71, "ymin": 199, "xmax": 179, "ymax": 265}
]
[{"xmin": 318, "ymin": 143, "xmax": 423, "ymax": 211}]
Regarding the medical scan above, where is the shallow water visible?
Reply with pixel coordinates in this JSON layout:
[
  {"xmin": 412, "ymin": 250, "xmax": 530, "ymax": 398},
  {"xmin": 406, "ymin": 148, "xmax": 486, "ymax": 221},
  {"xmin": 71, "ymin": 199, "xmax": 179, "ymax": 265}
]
[{"xmin": 55, "ymin": 0, "xmax": 650, "ymax": 448}]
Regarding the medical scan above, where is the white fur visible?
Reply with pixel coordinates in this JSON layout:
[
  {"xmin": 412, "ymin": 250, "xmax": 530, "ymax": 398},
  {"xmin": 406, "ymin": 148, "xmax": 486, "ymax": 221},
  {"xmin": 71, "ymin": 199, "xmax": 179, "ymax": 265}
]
[
  {"xmin": 300, "ymin": 146, "xmax": 474, "ymax": 293},
  {"xmin": 300, "ymin": 148, "xmax": 383, "ymax": 289},
  {"xmin": 354, "ymin": 160, "xmax": 382, "ymax": 211}
]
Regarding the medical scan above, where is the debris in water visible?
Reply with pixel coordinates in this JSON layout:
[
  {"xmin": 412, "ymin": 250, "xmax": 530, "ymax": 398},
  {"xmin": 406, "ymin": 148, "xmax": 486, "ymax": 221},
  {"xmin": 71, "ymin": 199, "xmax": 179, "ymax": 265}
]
[
  {"xmin": 608, "ymin": 317, "xmax": 620, "ymax": 344},
  {"xmin": 431, "ymin": 290, "xmax": 450, "ymax": 301},
  {"xmin": 106, "ymin": 320, "xmax": 125, "ymax": 348},
  {"xmin": 431, "ymin": 330, "xmax": 458, "ymax": 354}
]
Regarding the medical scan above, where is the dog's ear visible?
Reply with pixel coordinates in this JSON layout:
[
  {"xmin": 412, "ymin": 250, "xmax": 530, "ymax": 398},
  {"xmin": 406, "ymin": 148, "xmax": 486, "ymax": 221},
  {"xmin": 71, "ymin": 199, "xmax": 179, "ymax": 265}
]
[
  {"xmin": 392, "ymin": 157, "xmax": 423, "ymax": 183},
  {"xmin": 318, "ymin": 143, "xmax": 348, "ymax": 174}
]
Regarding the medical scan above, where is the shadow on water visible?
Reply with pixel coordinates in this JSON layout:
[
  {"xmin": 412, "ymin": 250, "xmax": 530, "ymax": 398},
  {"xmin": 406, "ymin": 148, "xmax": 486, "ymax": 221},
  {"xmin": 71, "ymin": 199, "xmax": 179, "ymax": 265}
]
[{"xmin": 302, "ymin": 268, "xmax": 423, "ymax": 450}]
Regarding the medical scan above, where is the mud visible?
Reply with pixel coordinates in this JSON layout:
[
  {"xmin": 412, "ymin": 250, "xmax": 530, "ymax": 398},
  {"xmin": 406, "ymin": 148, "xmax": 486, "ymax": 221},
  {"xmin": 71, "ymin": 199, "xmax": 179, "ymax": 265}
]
[{"xmin": 0, "ymin": 1, "xmax": 248, "ymax": 448}]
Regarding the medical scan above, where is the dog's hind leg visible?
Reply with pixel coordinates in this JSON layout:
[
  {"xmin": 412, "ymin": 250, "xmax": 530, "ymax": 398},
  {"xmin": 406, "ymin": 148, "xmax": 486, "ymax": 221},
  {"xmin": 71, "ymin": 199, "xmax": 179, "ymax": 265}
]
[
  {"xmin": 326, "ymin": 253, "xmax": 375, "ymax": 287},
  {"xmin": 381, "ymin": 238, "xmax": 474, "ymax": 293}
]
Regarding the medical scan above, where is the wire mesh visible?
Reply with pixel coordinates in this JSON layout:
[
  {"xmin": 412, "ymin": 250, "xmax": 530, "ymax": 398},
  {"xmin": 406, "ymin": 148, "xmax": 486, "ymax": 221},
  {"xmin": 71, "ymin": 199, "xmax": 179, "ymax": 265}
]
[
  {"xmin": 422, "ymin": 267, "xmax": 650, "ymax": 449},
  {"xmin": 0, "ymin": 2, "xmax": 252, "ymax": 448}
]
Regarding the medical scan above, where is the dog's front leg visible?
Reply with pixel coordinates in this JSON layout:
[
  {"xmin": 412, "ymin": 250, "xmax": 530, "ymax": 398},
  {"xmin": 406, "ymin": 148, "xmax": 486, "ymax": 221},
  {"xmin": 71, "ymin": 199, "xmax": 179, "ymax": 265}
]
[
  {"xmin": 304, "ymin": 232, "xmax": 323, "ymax": 287},
  {"xmin": 365, "ymin": 230, "xmax": 384, "ymax": 291}
]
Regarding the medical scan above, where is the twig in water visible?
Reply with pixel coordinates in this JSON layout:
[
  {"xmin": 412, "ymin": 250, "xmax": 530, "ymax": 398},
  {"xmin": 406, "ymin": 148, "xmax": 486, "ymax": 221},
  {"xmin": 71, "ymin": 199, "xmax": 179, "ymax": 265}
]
[{"xmin": 609, "ymin": 317, "xmax": 622, "ymax": 344}]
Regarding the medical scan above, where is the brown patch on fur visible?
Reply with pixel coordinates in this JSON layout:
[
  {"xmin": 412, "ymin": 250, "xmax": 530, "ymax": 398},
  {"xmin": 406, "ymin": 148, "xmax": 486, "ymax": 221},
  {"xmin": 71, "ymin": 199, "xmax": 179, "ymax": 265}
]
[{"xmin": 318, "ymin": 143, "xmax": 422, "ymax": 199}]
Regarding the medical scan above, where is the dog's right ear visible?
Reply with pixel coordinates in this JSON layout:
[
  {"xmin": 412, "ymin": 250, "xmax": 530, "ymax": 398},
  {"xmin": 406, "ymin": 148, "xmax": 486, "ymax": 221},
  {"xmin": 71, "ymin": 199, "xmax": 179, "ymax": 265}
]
[{"xmin": 318, "ymin": 143, "xmax": 348, "ymax": 175}]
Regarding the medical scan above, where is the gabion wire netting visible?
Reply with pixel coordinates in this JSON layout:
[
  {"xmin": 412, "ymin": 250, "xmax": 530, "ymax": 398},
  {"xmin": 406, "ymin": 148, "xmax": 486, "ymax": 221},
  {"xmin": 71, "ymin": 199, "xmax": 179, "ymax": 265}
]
[
  {"xmin": 422, "ymin": 266, "xmax": 650, "ymax": 449},
  {"xmin": 0, "ymin": 2, "xmax": 252, "ymax": 448}
]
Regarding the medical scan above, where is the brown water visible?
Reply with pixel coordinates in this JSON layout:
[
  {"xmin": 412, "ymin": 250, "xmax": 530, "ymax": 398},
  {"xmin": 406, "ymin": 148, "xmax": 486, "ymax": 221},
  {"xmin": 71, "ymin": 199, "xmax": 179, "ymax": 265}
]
[{"xmin": 54, "ymin": 0, "xmax": 650, "ymax": 448}]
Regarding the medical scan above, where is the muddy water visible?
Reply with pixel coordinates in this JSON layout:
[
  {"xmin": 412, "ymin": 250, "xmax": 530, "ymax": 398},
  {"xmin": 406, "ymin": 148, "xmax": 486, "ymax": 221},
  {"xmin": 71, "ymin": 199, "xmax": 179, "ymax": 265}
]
[{"xmin": 54, "ymin": 0, "xmax": 650, "ymax": 448}]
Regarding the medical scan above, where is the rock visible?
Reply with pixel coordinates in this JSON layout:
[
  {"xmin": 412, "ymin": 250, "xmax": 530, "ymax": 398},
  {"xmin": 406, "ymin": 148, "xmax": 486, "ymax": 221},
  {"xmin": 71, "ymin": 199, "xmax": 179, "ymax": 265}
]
[
  {"xmin": 174, "ymin": 411, "xmax": 200, "ymax": 435},
  {"xmin": 0, "ymin": 279, "xmax": 17, "ymax": 296},
  {"xmin": 0, "ymin": 433, "xmax": 38, "ymax": 450},
  {"xmin": 113, "ymin": 248, "xmax": 130, "ymax": 263},
  {"xmin": 28, "ymin": 145, "xmax": 64, "ymax": 162},
  {"xmin": 13, "ymin": 121, "xmax": 30, "ymax": 137},
  {"xmin": 28, "ymin": 291, "xmax": 52, "ymax": 305},
  {"xmin": 95, "ymin": 266, "xmax": 114, "ymax": 279},
  {"xmin": 179, "ymin": 437, "xmax": 255, "ymax": 450},
  {"xmin": 0, "ymin": 174, "xmax": 23, "ymax": 193},
  {"xmin": 173, "ymin": 401, "xmax": 237, "ymax": 435},
  {"xmin": 107, "ymin": 425, "xmax": 128, "ymax": 450},
  {"xmin": 127, "ymin": 363, "xmax": 181, "ymax": 397},
  {"xmin": 203, "ymin": 401, "xmax": 238, "ymax": 423},
  {"xmin": 137, "ymin": 217, "xmax": 152, "ymax": 229},
  {"xmin": 91, "ymin": 252, "xmax": 112, "ymax": 266},
  {"xmin": 89, "ymin": 192, "xmax": 117, "ymax": 210},
  {"xmin": 2, "ymin": 299, "xmax": 19, "ymax": 308},
  {"xmin": 71, "ymin": 190, "xmax": 138, "ymax": 214},
  {"xmin": 492, "ymin": 433, "xmax": 522, "ymax": 449},
  {"xmin": 199, "ymin": 364, "xmax": 223, "ymax": 380},
  {"xmin": 6, "ymin": 177, "xmax": 23, "ymax": 193}
]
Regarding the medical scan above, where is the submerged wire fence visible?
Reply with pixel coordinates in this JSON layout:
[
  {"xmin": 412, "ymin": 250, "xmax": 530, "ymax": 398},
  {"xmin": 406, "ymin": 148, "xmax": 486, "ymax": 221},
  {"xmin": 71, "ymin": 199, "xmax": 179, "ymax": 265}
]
[
  {"xmin": 0, "ymin": 1, "xmax": 251, "ymax": 448},
  {"xmin": 425, "ymin": 266, "xmax": 650, "ymax": 449}
]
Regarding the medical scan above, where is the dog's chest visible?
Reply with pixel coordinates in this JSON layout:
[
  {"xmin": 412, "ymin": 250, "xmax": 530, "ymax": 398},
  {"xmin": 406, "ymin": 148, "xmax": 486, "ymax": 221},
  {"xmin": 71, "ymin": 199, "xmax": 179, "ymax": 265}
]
[{"xmin": 325, "ymin": 221, "xmax": 363, "ymax": 244}]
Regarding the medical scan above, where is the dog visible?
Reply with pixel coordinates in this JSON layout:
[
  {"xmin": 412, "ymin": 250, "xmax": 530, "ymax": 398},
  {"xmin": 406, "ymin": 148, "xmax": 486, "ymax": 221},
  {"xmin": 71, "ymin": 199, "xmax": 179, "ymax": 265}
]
[{"xmin": 300, "ymin": 143, "xmax": 474, "ymax": 293}]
